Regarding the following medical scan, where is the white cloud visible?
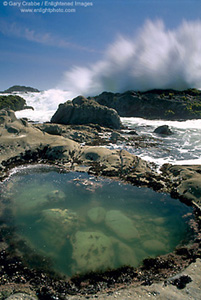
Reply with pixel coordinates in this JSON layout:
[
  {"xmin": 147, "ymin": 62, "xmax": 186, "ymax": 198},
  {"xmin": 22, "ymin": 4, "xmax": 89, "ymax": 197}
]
[{"xmin": 0, "ymin": 20, "xmax": 94, "ymax": 52}]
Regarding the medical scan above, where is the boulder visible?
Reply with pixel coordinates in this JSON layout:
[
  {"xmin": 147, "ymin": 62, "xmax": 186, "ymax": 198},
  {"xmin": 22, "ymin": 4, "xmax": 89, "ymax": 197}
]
[
  {"xmin": 105, "ymin": 210, "xmax": 139, "ymax": 241},
  {"xmin": 154, "ymin": 125, "xmax": 173, "ymax": 135},
  {"xmin": 87, "ymin": 207, "xmax": 106, "ymax": 224},
  {"xmin": 51, "ymin": 96, "xmax": 122, "ymax": 129},
  {"xmin": 71, "ymin": 231, "xmax": 114, "ymax": 273}
]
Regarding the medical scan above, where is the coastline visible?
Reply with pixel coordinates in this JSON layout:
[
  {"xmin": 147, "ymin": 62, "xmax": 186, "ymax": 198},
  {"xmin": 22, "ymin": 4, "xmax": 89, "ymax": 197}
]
[{"xmin": 0, "ymin": 108, "xmax": 200, "ymax": 299}]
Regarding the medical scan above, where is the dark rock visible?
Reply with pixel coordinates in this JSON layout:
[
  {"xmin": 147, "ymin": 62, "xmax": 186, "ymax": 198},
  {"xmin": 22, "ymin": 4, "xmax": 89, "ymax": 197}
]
[
  {"xmin": 154, "ymin": 125, "xmax": 173, "ymax": 135},
  {"xmin": 129, "ymin": 130, "xmax": 138, "ymax": 135},
  {"xmin": 51, "ymin": 96, "xmax": 122, "ymax": 129},
  {"xmin": 110, "ymin": 131, "xmax": 122, "ymax": 142},
  {"xmin": 170, "ymin": 275, "xmax": 192, "ymax": 289},
  {"xmin": 24, "ymin": 106, "xmax": 34, "ymax": 110},
  {"xmin": 2, "ymin": 85, "xmax": 40, "ymax": 93},
  {"xmin": 0, "ymin": 95, "xmax": 26, "ymax": 111},
  {"xmin": 91, "ymin": 89, "xmax": 201, "ymax": 120}
]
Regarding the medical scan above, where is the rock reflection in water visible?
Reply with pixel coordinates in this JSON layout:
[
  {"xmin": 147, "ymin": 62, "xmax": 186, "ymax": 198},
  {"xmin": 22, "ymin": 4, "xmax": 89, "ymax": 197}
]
[{"xmin": 0, "ymin": 166, "xmax": 193, "ymax": 277}]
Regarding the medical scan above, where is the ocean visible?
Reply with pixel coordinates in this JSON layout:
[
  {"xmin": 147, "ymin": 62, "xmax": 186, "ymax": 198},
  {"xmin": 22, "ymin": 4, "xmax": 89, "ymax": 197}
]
[{"xmin": 5, "ymin": 89, "xmax": 201, "ymax": 168}]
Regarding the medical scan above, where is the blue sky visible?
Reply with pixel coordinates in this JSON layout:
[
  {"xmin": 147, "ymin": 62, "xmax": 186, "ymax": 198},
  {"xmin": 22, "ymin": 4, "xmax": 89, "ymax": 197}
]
[{"xmin": 0, "ymin": 0, "xmax": 201, "ymax": 91}]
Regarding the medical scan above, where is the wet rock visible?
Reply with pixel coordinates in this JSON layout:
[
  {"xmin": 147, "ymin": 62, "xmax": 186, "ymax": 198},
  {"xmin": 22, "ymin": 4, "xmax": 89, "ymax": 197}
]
[
  {"xmin": 51, "ymin": 96, "xmax": 122, "ymax": 129},
  {"xmin": 105, "ymin": 210, "xmax": 139, "ymax": 241},
  {"xmin": 87, "ymin": 207, "xmax": 106, "ymax": 224},
  {"xmin": 71, "ymin": 231, "xmax": 114, "ymax": 273},
  {"xmin": 110, "ymin": 132, "xmax": 122, "ymax": 142},
  {"xmin": 129, "ymin": 130, "xmax": 138, "ymax": 135},
  {"xmin": 5, "ymin": 293, "xmax": 37, "ymax": 300},
  {"xmin": 154, "ymin": 125, "xmax": 173, "ymax": 135},
  {"xmin": 169, "ymin": 274, "xmax": 192, "ymax": 289}
]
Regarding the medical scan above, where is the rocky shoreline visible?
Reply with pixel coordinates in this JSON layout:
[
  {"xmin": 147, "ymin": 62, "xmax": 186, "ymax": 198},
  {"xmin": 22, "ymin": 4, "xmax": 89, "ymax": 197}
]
[
  {"xmin": 91, "ymin": 88, "xmax": 201, "ymax": 120},
  {"xmin": 0, "ymin": 108, "xmax": 201, "ymax": 299}
]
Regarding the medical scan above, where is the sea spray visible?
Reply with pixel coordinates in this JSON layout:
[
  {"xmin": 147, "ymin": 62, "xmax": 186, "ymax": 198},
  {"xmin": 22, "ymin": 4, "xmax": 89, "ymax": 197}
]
[
  {"xmin": 58, "ymin": 20, "xmax": 201, "ymax": 95},
  {"xmin": 15, "ymin": 89, "xmax": 76, "ymax": 122}
]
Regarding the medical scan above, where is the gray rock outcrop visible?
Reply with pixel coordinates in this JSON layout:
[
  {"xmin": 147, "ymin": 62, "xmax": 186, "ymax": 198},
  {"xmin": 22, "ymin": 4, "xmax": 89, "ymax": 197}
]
[{"xmin": 51, "ymin": 96, "xmax": 122, "ymax": 129}]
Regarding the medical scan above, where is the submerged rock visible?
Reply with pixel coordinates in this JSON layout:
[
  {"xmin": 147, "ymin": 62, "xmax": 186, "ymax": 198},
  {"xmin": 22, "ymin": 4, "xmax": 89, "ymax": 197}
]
[
  {"xmin": 39, "ymin": 208, "xmax": 79, "ymax": 250},
  {"xmin": 47, "ymin": 189, "xmax": 66, "ymax": 204},
  {"xmin": 40, "ymin": 208, "xmax": 78, "ymax": 234},
  {"xmin": 51, "ymin": 96, "xmax": 122, "ymax": 129},
  {"xmin": 105, "ymin": 210, "xmax": 139, "ymax": 241},
  {"xmin": 113, "ymin": 239, "xmax": 139, "ymax": 267},
  {"xmin": 71, "ymin": 231, "xmax": 114, "ymax": 273},
  {"xmin": 143, "ymin": 239, "xmax": 167, "ymax": 254},
  {"xmin": 87, "ymin": 207, "xmax": 106, "ymax": 224},
  {"xmin": 13, "ymin": 183, "xmax": 57, "ymax": 215}
]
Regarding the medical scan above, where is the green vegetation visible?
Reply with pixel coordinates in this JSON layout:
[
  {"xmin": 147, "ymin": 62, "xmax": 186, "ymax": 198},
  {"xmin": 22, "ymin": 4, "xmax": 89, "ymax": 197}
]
[
  {"xmin": 165, "ymin": 109, "xmax": 175, "ymax": 116},
  {"xmin": 185, "ymin": 88, "xmax": 201, "ymax": 96},
  {"xmin": 0, "ymin": 95, "xmax": 26, "ymax": 111},
  {"xmin": 185, "ymin": 101, "xmax": 201, "ymax": 117},
  {"xmin": 168, "ymin": 93, "xmax": 174, "ymax": 99}
]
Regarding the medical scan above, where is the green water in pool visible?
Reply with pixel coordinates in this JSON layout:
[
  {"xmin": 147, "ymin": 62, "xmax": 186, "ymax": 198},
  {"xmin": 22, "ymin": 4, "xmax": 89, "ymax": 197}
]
[{"xmin": 0, "ymin": 165, "xmax": 193, "ymax": 277}]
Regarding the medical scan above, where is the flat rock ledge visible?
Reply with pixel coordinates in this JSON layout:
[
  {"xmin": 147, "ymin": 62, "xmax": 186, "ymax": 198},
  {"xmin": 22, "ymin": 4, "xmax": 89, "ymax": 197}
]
[{"xmin": 0, "ymin": 109, "xmax": 201, "ymax": 300}]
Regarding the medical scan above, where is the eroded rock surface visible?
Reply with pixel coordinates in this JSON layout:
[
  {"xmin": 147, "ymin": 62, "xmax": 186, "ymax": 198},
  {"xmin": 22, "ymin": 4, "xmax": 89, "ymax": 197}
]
[
  {"xmin": 51, "ymin": 96, "xmax": 122, "ymax": 129},
  {"xmin": 161, "ymin": 164, "xmax": 201, "ymax": 207}
]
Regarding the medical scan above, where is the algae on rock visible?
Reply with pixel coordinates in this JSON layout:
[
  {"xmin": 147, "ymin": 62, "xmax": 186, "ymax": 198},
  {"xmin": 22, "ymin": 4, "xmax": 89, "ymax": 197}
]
[
  {"xmin": 38, "ymin": 208, "xmax": 79, "ymax": 251},
  {"xmin": 71, "ymin": 231, "xmax": 114, "ymax": 273}
]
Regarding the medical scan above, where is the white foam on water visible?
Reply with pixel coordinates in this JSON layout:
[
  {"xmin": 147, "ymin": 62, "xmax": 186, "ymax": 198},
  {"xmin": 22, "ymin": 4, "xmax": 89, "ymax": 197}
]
[
  {"xmin": 120, "ymin": 117, "xmax": 201, "ymax": 167},
  {"xmin": 14, "ymin": 89, "xmax": 76, "ymax": 122}
]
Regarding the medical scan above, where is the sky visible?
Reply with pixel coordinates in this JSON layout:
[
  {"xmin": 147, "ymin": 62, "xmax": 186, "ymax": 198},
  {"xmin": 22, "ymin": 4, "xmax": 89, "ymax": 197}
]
[{"xmin": 0, "ymin": 0, "xmax": 201, "ymax": 91}]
